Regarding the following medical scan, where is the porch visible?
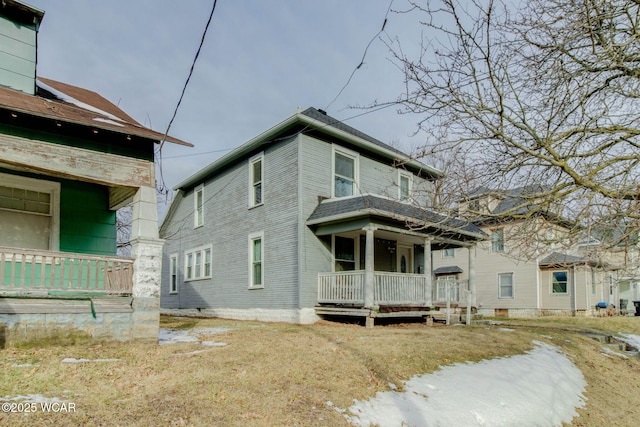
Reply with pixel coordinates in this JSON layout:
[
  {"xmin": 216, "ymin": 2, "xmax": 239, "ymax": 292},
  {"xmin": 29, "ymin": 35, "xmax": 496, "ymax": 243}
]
[
  {"xmin": 0, "ymin": 246, "xmax": 133, "ymax": 295},
  {"xmin": 317, "ymin": 271, "xmax": 467, "ymax": 307}
]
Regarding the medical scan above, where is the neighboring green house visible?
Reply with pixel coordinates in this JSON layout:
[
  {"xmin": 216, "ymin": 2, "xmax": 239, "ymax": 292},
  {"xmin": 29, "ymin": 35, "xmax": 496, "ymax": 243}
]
[
  {"xmin": 0, "ymin": 0, "xmax": 190, "ymax": 345},
  {"xmin": 160, "ymin": 107, "xmax": 485, "ymax": 326}
]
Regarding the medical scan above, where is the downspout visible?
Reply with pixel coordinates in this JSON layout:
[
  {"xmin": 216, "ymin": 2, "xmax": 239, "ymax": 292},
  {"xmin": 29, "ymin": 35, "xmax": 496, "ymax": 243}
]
[{"xmin": 573, "ymin": 265, "xmax": 577, "ymax": 316}]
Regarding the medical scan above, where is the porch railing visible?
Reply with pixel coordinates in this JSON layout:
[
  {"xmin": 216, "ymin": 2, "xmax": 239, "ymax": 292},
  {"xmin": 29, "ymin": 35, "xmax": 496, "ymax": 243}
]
[
  {"xmin": 318, "ymin": 271, "xmax": 468, "ymax": 306},
  {"xmin": 0, "ymin": 246, "xmax": 134, "ymax": 294}
]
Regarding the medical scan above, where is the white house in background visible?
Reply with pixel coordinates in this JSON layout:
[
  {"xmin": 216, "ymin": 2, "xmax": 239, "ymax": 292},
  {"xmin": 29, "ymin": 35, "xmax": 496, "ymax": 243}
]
[{"xmin": 432, "ymin": 186, "xmax": 620, "ymax": 317}]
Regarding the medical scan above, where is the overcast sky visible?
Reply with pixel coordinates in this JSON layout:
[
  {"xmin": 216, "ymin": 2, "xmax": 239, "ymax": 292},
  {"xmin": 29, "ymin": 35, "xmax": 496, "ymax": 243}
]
[{"xmin": 27, "ymin": 0, "xmax": 430, "ymax": 190}]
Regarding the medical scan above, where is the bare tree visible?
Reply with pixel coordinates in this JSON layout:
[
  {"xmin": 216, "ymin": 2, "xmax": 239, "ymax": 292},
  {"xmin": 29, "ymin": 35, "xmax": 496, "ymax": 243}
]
[{"xmin": 386, "ymin": 0, "xmax": 640, "ymax": 247}]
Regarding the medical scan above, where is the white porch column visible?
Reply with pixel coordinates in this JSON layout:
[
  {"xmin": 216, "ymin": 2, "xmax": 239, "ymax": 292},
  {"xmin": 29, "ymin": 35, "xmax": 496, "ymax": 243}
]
[
  {"xmin": 423, "ymin": 238, "xmax": 432, "ymax": 296},
  {"xmin": 130, "ymin": 185, "xmax": 164, "ymax": 340},
  {"xmin": 468, "ymin": 244, "xmax": 477, "ymax": 307},
  {"xmin": 363, "ymin": 225, "xmax": 377, "ymax": 310}
]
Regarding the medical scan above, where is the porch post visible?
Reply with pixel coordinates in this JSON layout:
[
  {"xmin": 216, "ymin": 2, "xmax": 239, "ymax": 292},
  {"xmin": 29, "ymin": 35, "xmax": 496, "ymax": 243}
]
[
  {"xmin": 423, "ymin": 238, "xmax": 432, "ymax": 300},
  {"xmin": 130, "ymin": 185, "xmax": 164, "ymax": 341},
  {"xmin": 363, "ymin": 225, "xmax": 377, "ymax": 310},
  {"xmin": 468, "ymin": 244, "xmax": 477, "ymax": 308}
]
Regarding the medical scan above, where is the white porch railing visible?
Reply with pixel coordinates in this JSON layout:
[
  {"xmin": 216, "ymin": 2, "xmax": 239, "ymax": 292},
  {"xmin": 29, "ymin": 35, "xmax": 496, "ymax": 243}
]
[
  {"xmin": 317, "ymin": 271, "xmax": 365, "ymax": 304},
  {"xmin": 374, "ymin": 272, "xmax": 431, "ymax": 305},
  {"xmin": 318, "ymin": 271, "xmax": 468, "ymax": 306},
  {"xmin": 0, "ymin": 246, "xmax": 134, "ymax": 294}
]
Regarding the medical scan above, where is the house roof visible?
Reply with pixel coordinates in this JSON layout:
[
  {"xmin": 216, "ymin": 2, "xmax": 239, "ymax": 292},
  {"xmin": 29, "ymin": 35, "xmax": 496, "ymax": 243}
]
[
  {"xmin": 307, "ymin": 194, "xmax": 486, "ymax": 241},
  {"xmin": 174, "ymin": 107, "xmax": 441, "ymax": 190},
  {"xmin": 0, "ymin": 78, "xmax": 191, "ymax": 146}
]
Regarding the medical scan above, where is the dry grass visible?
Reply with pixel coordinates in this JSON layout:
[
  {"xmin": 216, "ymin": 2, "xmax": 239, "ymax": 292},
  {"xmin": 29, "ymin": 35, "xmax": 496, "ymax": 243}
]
[{"xmin": 0, "ymin": 315, "xmax": 639, "ymax": 426}]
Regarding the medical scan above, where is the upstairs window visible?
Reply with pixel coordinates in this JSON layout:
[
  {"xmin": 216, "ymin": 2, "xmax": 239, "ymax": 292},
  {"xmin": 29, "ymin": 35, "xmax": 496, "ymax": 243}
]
[
  {"xmin": 249, "ymin": 154, "xmax": 264, "ymax": 207},
  {"xmin": 443, "ymin": 248, "xmax": 455, "ymax": 258},
  {"xmin": 399, "ymin": 171, "xmax": 412, "ymax": 200},
  {"xmin": 194, "ymin": 185, "xmax": 204, "ymax": 228},
  {"xmin": 491, "ymin": 228, "xmax": 505, "ymax": 253},
  {"xmin": 333, "ymin": 147, "xmax": 358, "ymax": 197}
]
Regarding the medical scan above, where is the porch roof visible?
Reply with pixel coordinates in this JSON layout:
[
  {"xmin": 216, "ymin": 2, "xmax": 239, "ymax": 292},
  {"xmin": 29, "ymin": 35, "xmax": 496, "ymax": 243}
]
[
  {"xmin": 0, "ymin": 78, "xmax": 191, "ymax": 147},
  {"xmin": 307, "ymin": 194, "xmax": 486, "ymax": 245},
  {"xmin": 434, "ymin": 266, "xmax": 464, "ymax": 275},
  {"xmin": 539, "ymin": 251, "xmax": 606, "ymax": 268}
]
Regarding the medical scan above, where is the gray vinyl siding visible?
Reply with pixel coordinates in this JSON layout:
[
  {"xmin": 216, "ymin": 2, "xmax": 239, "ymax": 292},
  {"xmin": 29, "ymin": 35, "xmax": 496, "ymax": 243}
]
[
  {"xmin": 161, "ymin": 137, "xmax": 300, "ymax": 310},
  {"xmin": 162, "ymin": 131, "xmax": 438, "ymax": 312},
  {"xmin": 297, "ymin": 135, "xmax": 334, "ymax": 308}
]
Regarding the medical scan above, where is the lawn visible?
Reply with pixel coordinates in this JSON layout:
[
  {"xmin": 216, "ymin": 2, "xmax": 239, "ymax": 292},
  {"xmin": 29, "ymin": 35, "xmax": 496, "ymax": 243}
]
[{"xmin": 1, "ymin": 315, "xmax": 639, "ymax": 426}]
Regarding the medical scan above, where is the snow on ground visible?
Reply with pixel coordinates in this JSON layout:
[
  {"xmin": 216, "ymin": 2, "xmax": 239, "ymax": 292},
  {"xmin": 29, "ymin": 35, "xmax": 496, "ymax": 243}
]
[
  {"xmin": 343, "ymin": 341, "xmax": 586, "ymax": 427},
  {"xmin": 158, "ymin": 327, "xmax": 230, "ymax": 347},
  {"xmin": 61, "ymin": 358, "xmax": 121, "ymax": 363},
  {"xmin": 618, "ymin": 333, "xmax": 640, "ymax": 350}
]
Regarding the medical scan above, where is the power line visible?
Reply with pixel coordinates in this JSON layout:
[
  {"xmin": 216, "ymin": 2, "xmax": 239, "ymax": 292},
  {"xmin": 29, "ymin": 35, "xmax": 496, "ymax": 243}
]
[
  {"xmin": 159, "ymin": 0, "xmax": 219, "ymax": 152},
  {"xmin": 324, "ymin": 0, "xmax": 394, "ymax": 112}
]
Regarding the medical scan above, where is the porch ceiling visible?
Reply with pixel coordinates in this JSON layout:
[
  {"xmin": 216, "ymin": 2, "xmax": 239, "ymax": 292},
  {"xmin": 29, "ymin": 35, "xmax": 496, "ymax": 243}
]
[{"xmin": 307, "ymin": 194, "xmax": 487, "ymax": 248}]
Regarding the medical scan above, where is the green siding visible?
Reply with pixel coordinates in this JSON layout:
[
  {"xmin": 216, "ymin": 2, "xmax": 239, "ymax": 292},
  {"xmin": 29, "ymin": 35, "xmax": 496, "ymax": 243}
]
[
  {"xmin": 59, "ymin": 181, "xmax": 116, "ymax": 256},
  {"xmin": 0, "ymin": 14, "xmax": 37, "ymax": 94}
]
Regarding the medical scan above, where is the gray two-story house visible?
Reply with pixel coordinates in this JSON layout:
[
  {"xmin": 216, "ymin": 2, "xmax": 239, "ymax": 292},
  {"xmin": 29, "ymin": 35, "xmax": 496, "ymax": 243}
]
[{"xmin": 160, "ymin": 108, "xmax": 485, "ymax": 325}]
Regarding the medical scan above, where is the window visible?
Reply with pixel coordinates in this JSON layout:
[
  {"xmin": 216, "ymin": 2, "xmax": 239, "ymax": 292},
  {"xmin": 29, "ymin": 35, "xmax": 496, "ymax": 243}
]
[
  {"xmin": 333, "ymin": 146, "xmax": 358, "ymax": 197},
  {"xmin": 491, "ymin": 228, "xmax": 505, "ymax": 252},
  {"xmin": 443, "ymin": 248, "xmax": 455, "ymax": 258},
  {"xmin": 552, "ymin": 271, "xmax": 568, "ymax": 294},
  {"xmin": 184, "ymin": 245, "xmax": 212, "ymax": 281},
  {"xmin": 169, "ymin": 254, "xmax": 178, "ymax": 294},
  {"xmin": 249, "ymin": 231, "xmax": 264, "ymax": 288},
  {"xmin": 249, "ymin": 154, "xmax": 264, "ymax": 207},
  {"xmin": 398, "ymin": 171, "xmax": 412, "ymax": 200},
  {"xmin": 194, "ymin": 184, "xmax": 204, "ymax": 228},
  {"xmin": 498, "ymin": 272, "xmax": 514, "ymax": 298},
  {"xmin": 334, "ymin": 236, "xmax": 356, "ymax": 271},
  {"xmin": 0, "ymin": 173, "xmax": 60, "ymax": 250}
]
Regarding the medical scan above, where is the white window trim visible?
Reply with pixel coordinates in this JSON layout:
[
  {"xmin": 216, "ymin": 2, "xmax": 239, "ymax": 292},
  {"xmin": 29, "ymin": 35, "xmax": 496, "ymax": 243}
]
[
  {"xmin": 248, "ymin": 152, "xmax": 264, "ymax": 208},
  {"xmin": 491, "ymin": 228, "xmax": 505, "ymax": 253},
  {"xmin": 194, "ymin": 184, "xmax": 204, "ymax": 228},
  {"xmin": 0, "ymin": 172, "xmax": 60, "ymax": 251},
  {"xmin": 332, "ymin": 145, "xmax": 360, "ymax": 198},
  {"xmin": 498, "ymin": 272, "xmax": 514, "ymax": 299},
  {"xmin": 169, "ymin": 253, "xmax": 178, "ymax": 294},
  {"xmin": 332, "ymin": 235, "xmax": 360, "ymax": 272},
  {"xmin": 398, "ymin": 170, "xmax": 413, "ymax": 201},
  {"xmin": 248, "ymin": 231, "xmax": 264, "ymax": 289},
  {"xmin": 442, "ymin": 248, "xmax": 455, "ymax": 258},
  {"xmin": 551, "ymin": 270, "xmax": 569, "ymax": 295},
  {"xmin": 184, "ymin": 244, "xmax": 212, "ymax": 282}
]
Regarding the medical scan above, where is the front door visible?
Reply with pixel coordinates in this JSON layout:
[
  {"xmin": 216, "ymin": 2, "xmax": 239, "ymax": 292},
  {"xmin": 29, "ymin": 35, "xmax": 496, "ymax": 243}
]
[{"xmin": 397, "ymin": 244, "xmax": 413, "ymax": 273}]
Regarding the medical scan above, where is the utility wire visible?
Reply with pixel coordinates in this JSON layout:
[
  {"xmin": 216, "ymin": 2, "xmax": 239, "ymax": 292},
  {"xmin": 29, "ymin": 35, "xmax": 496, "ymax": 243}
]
[
  {"xmin": 324, "ymin": 0, "xmax": 394, "ymax": 112},
  {"xmin": 156, "ymin": 0, "xmax": 219, "ymax": 195},
  {"xmin": 159, "ymin": 0, "xmax": 218, "ymax": 152}
]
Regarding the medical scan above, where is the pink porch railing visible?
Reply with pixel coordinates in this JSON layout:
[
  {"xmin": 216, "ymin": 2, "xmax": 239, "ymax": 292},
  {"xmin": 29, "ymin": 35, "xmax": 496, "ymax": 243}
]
[{"xmin": 0, "ymin": 246, "xmax": 134, "ymax": 294}]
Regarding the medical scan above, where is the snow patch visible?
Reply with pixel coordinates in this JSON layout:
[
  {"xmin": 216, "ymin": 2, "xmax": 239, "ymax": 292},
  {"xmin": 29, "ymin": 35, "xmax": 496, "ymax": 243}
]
[
  {"xmin": 62, "ymin": 358, "xmax": 121, "ymax": 363},
  {"xmin": 93, "ymin": 117, "xmax": 125, "ymax": 127},
  {"xmin": 1, "ymin": 394, "xmax": 65, "ymax": 403},
  {"xmin": 618, "ymin": 333, "xmax": 640, "ymax": 350},
  {"xmin": 344, "ymin": 341, "xmax": 586, "ymax": 427},
  {"xmin": 158, "ymin": 327, "xmax": 230, "ymax": 347}
]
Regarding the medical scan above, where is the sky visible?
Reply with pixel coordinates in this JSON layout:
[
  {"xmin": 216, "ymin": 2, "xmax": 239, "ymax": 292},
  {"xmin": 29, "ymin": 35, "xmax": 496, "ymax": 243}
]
[{"xmin": 26, "ymin": 0, "xmax": 431, "ymax": 193}]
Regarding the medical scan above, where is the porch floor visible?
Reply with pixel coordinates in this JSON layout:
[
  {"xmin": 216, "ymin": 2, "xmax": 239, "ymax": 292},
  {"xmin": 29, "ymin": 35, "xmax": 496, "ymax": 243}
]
[{"xmin": 314, "ymin": 305, "xmax": 468, "ymax": 327}]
